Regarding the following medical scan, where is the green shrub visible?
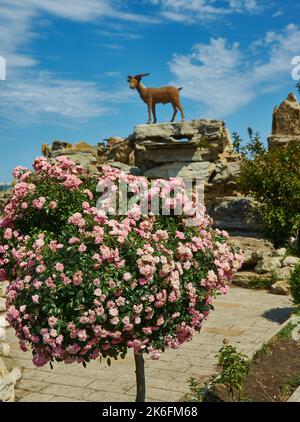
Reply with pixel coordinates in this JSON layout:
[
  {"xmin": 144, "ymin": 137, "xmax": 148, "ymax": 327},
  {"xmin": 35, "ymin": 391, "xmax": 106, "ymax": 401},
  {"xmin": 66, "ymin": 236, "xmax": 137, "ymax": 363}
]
[
  {"xmin": 232, "ymin": 128, "xmax": 266, "ymax": 158},
  {"xmin": 238, "ymin": 141, "xmax": 300, "ymax": 247},
  {"xmin": 290, "ymin": 264, "xmax": 300, "ymax": 304},
  {"xmin": 188, "ymin": 339, "xmax": 250, "ymax": 402}
]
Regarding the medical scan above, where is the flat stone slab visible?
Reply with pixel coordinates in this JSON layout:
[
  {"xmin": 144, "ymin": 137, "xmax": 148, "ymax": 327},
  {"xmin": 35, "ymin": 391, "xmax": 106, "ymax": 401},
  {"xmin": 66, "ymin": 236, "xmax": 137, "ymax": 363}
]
[
  {"xmin": 4, "ymin": 287, "xmax": 293, "ymax": 402},
  {"xmin": 132, "ymin": 119, "xmax": 226, "ymax": 141},
  {"xmin": 288, "ymin": 386, "xmax": 300, "ymax": 402},
  {"xmin": 143, "ymin": 161, "xmax": 216, "ymax": 180},
  {"xmin": 207, "ymin": 196, "xmax": 260, "ymax": 236}
]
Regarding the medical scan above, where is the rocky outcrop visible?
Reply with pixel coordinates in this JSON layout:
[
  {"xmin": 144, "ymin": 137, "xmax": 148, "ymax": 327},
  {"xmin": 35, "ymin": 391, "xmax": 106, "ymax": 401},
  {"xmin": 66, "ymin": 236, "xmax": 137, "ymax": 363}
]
[
  {"xmin": 132, "ymin": 119, "xmax": 231, "ymax": 145},
  {"xmin": 207, "ymin": 197, "xmax": 260, "ymax": 237},
  {"xmin": 268, "ymin": 93, "xmax": 300, "ymax": 150},
  {"xmin": 100, "ymin": 138, "xmax": 135, "ymax": 166},
  {"xmin": 42, "ymin": 141, "xmax": 99, "ymax": 173},
  {"xmin": 254, "ymin": 257, "xmax": 282, "ymax": 274},
  {"xmin": 143, "ymin": 161, "xmax": 216, "ymax": 180},
  {"xmin": 230, "ymin": 237, "xmax": 298, "ymax": 294},
  {"xmin": 282, "ymin": 256, "xmax": 300, "ymax": 267},
  {"xmin": 229, "ymin": 237, "xmax": 275, "ymax": 266},
  {"xmin": 270, "ymin": 280, "xmax": 290, "ymax": 296},
  {"xmin": 132, "ymin": 120, "xmax": 232, "ymax": 172},
  {"xmin": 232, "ymin": 271, "xmax": 272, "ymax": 288}
]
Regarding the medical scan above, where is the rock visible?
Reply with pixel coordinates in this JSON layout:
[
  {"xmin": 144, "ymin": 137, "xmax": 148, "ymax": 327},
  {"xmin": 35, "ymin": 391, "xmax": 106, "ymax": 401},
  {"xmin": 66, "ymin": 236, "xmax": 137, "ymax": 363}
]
[
  {"xmin": 270, "ymin": 280, "xmax": 290, "ymax": 296},
  {"xmin": 0, "ymin": 298, "xmax": 6, "ymax": 312},
  {"xmin": 107, "ymin": 137, "xmax": 124, "ymax": 148},
  {"xmin": 143, "ymin": 161, "xmax": 216, "ymax": 181},
  {"xmin": 97, "ymin": 142, "xmax": 109, "ymax": 161},
  {"xmin": 0, "ymin": 357, "xmax": 7, "ymax": 378},
  {"xmin": 232, "ymin": 271, "xmax": 272, "ymax": 288},
  {"xmin": 254, "ymin": 257, "xmax": 282, "ymax": 274},
  {"xmin": 42, "ymin": 140, "xmax": 99, "ymax": 173},
  {"xmin": 0, "ymin": 342, "xmax": 10, "ymax": 357},
  {"xmin": 275, "ymin": 248, "xmax": 287, "ymax": 257},
  {"xmin": 0, "ymin": 367, "xmax": 22, "ymax": 402},
  {"xmin": 274, "ymin": 266, "xmax": 293, "ymax": 280},
  {"xmin": 0, "ymin": 316, "xmax": 8, "ymax": 328},
  {"xmin": 211, "ymin": 161, "xmax": 241, "ymax": 185},
  {"xmin": 207, "ymin": 197, "xmax": 261, "ymax": 236},
  {"xmin": 272, "ymin": 93, "xmax": 300, "ymax": 136},
  {"xmin": 229, "ymin": 236, "xmax": 275, "ymax": 266},
  {"xmin": 103, "ymin": 139, "xmax": 135, "ymax": 166},
  {"xmin": 0, "ymin": 281, "xmax": 9, "ymax": 298},
  {"xmin": 103, "ymin": 161, "xmax": 141, "ymax": 175},
  {"xmin": 282, "ymin": 256, "xmax": 300, "ymax": 267},
  {"xmin": 268, "ymin": 93, "xmax": 300, "ymax": 150},
  {"xmin": 134, "ymin": 139, "xmax": 220, "ymax": 169},
  {"xmin": 132, "ymin": 120, "xmax": 232, "ymax": 171},
  {"xmin": 0, "ymin": 327, "xmax": 5, "ymax": 341},
  {"xmin": 132, "ymin": 119, "xmax": 231, "ymax": 147}
]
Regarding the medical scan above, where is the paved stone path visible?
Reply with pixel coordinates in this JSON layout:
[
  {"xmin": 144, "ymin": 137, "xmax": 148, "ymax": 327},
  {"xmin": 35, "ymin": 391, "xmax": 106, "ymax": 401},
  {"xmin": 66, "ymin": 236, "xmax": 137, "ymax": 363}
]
[{"xmin": 3, "ymin": 287, "xmax": 293, "ymax": 402}]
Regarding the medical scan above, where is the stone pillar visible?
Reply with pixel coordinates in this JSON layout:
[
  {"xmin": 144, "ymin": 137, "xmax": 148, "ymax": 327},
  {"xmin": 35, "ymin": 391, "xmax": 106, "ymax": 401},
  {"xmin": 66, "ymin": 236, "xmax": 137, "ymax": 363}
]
[{"xmin": 268, "ymin": 92, "xmax": 300, "ymax": 150}]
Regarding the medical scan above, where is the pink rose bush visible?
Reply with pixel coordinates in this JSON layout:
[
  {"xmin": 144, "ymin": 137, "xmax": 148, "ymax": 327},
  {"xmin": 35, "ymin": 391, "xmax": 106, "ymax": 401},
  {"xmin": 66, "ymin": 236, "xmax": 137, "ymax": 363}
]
[{"xmin": 0, "ymin": 156, "xmax": 243, "ymax": 367}]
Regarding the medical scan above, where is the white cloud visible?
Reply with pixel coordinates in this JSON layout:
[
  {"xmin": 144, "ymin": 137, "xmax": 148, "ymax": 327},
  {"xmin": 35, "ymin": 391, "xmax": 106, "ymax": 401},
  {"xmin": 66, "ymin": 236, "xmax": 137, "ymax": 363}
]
[
  {"xmin": 99, "ymin": 30, "xmax": 143, "ymax": 40},
  {"xmin": 168, "ymin": 24, "xmax": 300, "ymax": 117},
  {"xmin": 0, "ymin": 0, "xmax": 153, "ymax": 123},
  {"xmin": 0, "ymin": 71, "xmax": 132, "ymax": 123},
  {"xmin": 0, "ymin": 0, "xmax": 155, "ymax": 66},
  {"xmin": 149, "ymin": 0, "xmax": 263, "ymax": 22}
]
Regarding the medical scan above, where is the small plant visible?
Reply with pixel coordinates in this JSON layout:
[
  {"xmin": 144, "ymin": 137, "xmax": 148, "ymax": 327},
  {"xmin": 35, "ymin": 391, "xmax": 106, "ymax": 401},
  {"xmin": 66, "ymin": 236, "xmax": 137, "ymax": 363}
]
[
  {"xmin": 253, "ymin": 343, "xmax": 272, "ymax": 359},
  {"xmin": 232, "ymin": 131, "xmax": 243, "ymax": 154},
  {"xmin": 289, "ymin": 263, "xmax": 300, "ymax": 305},
  {"xmin": 280, "ymin": 374, "xmax": 300, "ymax": 400},
  {"xmin": 188, "ymin": 377, "xmax": 209, "ymax": 402},
  {"xmin": 244, "ymin": 128, "xmax": 266, "ymax": 159},
  {"xmin": 188, "ymin": 339, "xmax": 250, "ymax": 402},
  {"xmin": 212, "ymin": 339, "xmax": 250, "ymax": 401},
  {"xmin": 231, "ymin": 128, "xmax": 266, "ymax": 158},
  {"xmin": 276, "ymin": 322, "xmax": 295, "ymax": 341}
]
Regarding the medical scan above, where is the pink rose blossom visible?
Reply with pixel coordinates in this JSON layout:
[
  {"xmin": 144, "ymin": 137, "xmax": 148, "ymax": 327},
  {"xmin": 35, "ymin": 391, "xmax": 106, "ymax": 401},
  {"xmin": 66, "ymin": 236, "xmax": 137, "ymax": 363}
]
[
  {"xmin": 55, "ymin": 263, "xmax": 64, "ymax": 272},
  {"xmin": 32, "ymin": 294, "xmax": 39, "ymax": 304}
]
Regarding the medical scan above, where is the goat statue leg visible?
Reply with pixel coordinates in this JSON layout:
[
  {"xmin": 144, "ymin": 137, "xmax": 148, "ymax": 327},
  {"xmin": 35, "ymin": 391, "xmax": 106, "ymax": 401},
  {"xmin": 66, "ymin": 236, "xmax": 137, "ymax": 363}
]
[
  {"xmin": 178, "ymin": 103, "xmax": 185, "ymax": 122},
  {"xmin": 170, "ymin": 104, "xmax": 178, "ymax": 122},
  {"xmin": 147, "ymin": 103, "xmax": 152, "ymax": 124},
  {"xmin": 152, "ymin": 104, "xmax": 157, "ymax": 124}
]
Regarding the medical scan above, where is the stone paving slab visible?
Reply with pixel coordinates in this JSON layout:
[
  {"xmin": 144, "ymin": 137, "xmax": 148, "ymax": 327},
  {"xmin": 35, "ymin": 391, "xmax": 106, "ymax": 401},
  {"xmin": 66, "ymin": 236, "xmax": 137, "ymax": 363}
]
[
  {"xmin": 3, "ymin": 287, "xmax": 293, "ymax": 402},
  {"xmin": 288, "ymin": 386, "xmax": 300, "ymax": 402}
]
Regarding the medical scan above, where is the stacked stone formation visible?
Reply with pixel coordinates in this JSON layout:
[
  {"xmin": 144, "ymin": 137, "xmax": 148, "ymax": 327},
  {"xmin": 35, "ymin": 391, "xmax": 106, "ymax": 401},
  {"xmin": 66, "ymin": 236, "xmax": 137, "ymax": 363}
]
[
  {"xmin": 42, "ymin": 140, "xmax": 100, "ymax": 174},
  {"xmin": 268, "ymin": 92, "xmax": 300, "ymax": 150}
]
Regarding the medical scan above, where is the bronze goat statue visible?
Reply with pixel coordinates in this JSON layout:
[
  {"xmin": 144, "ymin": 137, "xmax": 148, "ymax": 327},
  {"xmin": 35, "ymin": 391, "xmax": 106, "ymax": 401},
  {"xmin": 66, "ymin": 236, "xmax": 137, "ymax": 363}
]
[{"xmin": 127, "ymin": 73, "xmax": 185, "ymax": 124}]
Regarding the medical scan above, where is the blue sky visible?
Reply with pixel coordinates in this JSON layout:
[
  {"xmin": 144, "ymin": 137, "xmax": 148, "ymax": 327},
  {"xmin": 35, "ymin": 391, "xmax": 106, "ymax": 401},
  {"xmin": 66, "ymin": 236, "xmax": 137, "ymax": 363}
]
[{"xmin": 0, "ymin": 0, "xmax": 299, "ymax": 181}]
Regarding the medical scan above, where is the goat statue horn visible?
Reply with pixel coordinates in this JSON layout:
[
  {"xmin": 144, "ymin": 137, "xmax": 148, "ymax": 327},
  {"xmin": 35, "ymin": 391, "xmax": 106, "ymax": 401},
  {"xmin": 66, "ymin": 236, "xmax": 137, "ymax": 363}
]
[
  {"xmin": 127, "ymin": 75, "xmax": 133, "ymax": 81},
  {"xmin": 135, "ymin": 73, "xmax": 150, "ymax": 78}
]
